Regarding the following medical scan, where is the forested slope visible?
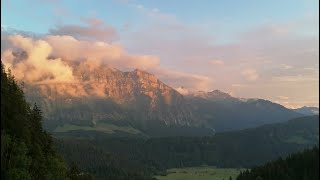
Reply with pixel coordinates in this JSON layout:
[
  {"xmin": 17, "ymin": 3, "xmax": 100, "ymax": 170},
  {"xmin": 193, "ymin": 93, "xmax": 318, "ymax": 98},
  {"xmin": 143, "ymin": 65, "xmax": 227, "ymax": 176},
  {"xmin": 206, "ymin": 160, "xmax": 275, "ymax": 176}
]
[
  {"xmin": 1, "ymin": 62, "xmax": 71, "ymax": 179},
  {"xmin": 55, "ymin": 115, "xmax": 318, "ymax": 178},
  {"xmin": 236, "ymin": 146, "xmax": 319, "ymax": 180}
]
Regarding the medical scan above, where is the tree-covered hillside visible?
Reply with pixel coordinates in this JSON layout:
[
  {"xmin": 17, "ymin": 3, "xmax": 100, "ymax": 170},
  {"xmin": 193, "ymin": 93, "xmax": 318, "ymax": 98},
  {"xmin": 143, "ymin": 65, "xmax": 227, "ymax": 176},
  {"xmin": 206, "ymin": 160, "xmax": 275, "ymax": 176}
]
[
  {"xmin": 1, "ymin": 62, "xmax": 71, "ymax": 179},
  {"xmin": 236, "ymin": 146, "xmax": 319, "ymax": 180},
  {"xmin": 55, "ymin": 115, "xmax": 318, "ymax": 178}
]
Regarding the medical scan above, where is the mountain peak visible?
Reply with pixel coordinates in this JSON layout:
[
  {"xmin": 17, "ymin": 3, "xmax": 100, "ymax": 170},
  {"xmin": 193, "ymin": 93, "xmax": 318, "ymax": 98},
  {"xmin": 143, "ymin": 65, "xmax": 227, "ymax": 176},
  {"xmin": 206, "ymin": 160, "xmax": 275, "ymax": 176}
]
[
  {"xmin": 208, "ymin": 90, "xmax": 232, "ymax": 97},
  {"xmin": 24, "ymin": 65, "xmax": 197, "ymax": 127},
  {"xmin": 132, "ymin": 68, "xmax": 151, "ymax": 74},
  {"xmin": 132, "ymin": 68, "xmax": 154, "ymax": 76},
  {"xmin": 189, "ymin": 89, "xmax": 234, "ymax": 100},
  {"xmin": 131, "ymin": 68, "xmax": 158, "ymax": 83},
  {"xmin": 133, "ymin": 68, "xmax": 143, "ymax": 73}
]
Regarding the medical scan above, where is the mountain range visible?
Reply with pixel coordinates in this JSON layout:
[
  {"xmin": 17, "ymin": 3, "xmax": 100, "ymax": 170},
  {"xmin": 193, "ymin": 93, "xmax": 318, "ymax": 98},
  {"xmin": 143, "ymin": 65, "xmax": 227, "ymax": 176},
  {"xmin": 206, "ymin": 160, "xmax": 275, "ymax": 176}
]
[
  {"xmin": 185, "ymin": 90, "xmax": 304, "ymax": 132},
  {"xmin": 22, "ymin": 64, "xmax": 313, "ymax": 136}
]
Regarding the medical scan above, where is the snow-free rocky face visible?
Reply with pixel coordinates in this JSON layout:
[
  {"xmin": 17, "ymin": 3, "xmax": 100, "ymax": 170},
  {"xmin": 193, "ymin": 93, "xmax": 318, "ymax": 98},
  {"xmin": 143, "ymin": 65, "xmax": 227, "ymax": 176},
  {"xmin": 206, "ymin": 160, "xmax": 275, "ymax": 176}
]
[{"xmin": 24, "ymin": 63, "xmax": 198, "ymax": 129}]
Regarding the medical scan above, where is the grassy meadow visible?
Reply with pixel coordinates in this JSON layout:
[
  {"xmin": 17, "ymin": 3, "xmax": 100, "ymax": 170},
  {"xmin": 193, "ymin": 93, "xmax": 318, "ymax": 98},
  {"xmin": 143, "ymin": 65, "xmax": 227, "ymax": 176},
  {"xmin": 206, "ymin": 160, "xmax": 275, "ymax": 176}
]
[
  {"xmin": 53, "ymin": 122, "xmax": 141, "ymax": 134},
  {"xmin": 155, "ymin": 166, "xmax": 245, "ymax": 180}
]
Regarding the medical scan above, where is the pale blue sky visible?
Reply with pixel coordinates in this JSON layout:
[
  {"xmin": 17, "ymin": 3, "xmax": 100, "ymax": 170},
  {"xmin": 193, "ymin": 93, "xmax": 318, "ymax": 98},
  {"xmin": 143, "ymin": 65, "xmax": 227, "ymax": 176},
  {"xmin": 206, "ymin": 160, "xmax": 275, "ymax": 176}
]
[{"xmin": 2, "ymin": 0, "xmax": 318, "ymax": 40}]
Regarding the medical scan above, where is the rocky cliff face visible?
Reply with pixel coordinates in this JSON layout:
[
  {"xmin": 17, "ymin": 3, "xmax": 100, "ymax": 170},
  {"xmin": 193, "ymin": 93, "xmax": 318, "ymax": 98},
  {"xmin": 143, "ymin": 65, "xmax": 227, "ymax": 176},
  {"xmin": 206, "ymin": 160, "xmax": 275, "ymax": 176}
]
[{"xmin": 24, "ymin": 63, "xmax": 197, "ymax": 130}]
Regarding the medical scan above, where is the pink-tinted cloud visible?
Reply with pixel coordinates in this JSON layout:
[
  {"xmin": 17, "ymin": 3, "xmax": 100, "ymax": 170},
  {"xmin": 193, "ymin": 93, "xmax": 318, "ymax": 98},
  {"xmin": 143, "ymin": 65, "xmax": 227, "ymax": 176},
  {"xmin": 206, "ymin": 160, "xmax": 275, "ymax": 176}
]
[
  {"xmin": 152, "ymin": 67, "xmax": 213, "ymax": 91},
  {"xmin": 209, "ymin": 60, "xmax": 224, "ymax": 65},
  {"xmin": 49, "ymin": 17, "xmax": 118, "ymax": 42},
  {"xmin": 277, "ymin": 96, "xmax": 290, "ymax": 100},
  {"xmin": 45, "ymin": 35, "xmax": 160, "ymax": 71},
  {"xmin": 241, "ymin": 68, "xmax": 259, "ymax": 81},
  {"xmin": 2, "ymin": 35, "xmax": 74, "ymax": 83}
]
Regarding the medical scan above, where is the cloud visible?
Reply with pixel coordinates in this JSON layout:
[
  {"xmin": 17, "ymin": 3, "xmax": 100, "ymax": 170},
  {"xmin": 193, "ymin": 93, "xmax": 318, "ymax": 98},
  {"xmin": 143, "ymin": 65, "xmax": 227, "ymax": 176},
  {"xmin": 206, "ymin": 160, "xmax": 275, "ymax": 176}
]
[
  {"xmin": 303, "ymin": 67, "xmax": 317, "ymax": 71},
  {"xmin": 44, "ymin": 35, "xmax": 160, "ymax": 71},
  {"xmin": 175, "ymin": 86, "xmax": 190, "ymax": 95},
  {"xmin": 272, "ymin": 75, "xmax": 318, "ymax": 82},
  {"xmin": 45, "ymin": 35, "xmax": 123, "ymax": 60},
  {"xmin": 120, "ymin": 2, "xmax": 215, "ymax": 68},
  {"xmin": 241, "ymin": 68, "xmax": 259, "ymax": 81},
  {"xmin": 210, "ymin": 60, "xmax": 224, "ymax": 65},
  {"xmin": 277, "ymin": 96, "xmax": 290, "ymax": 100},
  {"xmin": 1, "ymin": 34, "xmax": 161, "ymax": 82},
  {"xmin": 2, "ymin": 35, "xmax": 74, "ymax": 83},
  {"xmin": 240, "ymin": 24, "xmax": 290, "ymax": 42},
  {"xmin": 130, "ymin": 2, "xmax": 177, "ymax": 23},
  {"xmin": 152, "ymin": 67, "xmax": 213, "ymax": 91},
  {"xmin": 231, "ymin": 84, "xmax": 248, "ymax": 88},
  {"xmin": 49, "ymin": 17, "xmax": 118, "ymax": 42},
  {"xmin": 274, "ymin": 99, "xmax": 319, "ymax": 109},
  {"xmin": 280, "ymin": 64, "xmax": 293, "ymax": 70}
]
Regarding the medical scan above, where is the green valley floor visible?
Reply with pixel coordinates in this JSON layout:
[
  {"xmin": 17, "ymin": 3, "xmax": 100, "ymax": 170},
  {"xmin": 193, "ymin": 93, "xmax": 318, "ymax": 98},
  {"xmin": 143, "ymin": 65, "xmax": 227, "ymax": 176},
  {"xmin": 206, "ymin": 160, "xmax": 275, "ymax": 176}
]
[{"xmin": 155, "ymin": 167, "xmax": 245, "ymax": 180}]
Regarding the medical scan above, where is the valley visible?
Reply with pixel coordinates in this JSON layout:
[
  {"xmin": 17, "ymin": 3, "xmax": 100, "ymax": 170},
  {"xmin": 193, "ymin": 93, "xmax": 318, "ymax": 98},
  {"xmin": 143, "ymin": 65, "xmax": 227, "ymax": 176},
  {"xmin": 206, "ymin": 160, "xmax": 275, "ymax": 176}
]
[{"xmin": 54, "ymin": 115, "xmax": 319, "ymax": 179}]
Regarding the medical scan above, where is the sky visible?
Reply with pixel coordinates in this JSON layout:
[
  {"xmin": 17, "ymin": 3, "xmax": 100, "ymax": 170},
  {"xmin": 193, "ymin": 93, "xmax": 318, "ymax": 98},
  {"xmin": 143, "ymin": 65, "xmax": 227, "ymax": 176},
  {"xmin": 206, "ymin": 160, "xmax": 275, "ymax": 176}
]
[{"xmin": 1, "ymin": 0, "xmax": 319, "ymax": 108}]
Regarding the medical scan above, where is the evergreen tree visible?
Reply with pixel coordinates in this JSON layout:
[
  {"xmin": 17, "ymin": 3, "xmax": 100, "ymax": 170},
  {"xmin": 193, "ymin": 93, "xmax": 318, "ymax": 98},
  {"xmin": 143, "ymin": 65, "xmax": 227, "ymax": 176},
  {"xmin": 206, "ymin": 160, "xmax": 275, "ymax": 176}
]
[
  {"xmin": 1, "ymin": 62, "xmax": 72, "ymax": 179},
  {"xmin": 235, "ymin": 146, "xmax": 319, "ymax": 180}
]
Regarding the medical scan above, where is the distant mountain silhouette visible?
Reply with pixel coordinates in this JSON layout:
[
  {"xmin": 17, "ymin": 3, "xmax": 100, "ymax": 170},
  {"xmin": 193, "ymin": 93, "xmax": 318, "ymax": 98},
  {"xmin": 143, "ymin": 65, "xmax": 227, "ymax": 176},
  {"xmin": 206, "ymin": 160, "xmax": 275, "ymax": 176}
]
[
  {"xmin": 186, "ymin": 90, "xmax": 304, "ymax": 132},
  {"xmin": 293, "ymin": 106, "xmax": 319, "ymax": 116}
]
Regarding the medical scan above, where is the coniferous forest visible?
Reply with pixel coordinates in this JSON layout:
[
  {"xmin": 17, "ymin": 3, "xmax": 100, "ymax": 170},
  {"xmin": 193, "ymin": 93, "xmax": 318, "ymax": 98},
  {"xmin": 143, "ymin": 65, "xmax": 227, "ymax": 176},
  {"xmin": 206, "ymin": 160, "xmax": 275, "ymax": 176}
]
[
  {"xmin": 1, "ymin": 62, "xmax": 71, "ymax": 179},
  {"xmin": 2, "ymin": 62, "xmax": 99, "ymax": 180},
  {"xmin": 236, "ymin": 146, "xmax": 319, "ymax": 180}
]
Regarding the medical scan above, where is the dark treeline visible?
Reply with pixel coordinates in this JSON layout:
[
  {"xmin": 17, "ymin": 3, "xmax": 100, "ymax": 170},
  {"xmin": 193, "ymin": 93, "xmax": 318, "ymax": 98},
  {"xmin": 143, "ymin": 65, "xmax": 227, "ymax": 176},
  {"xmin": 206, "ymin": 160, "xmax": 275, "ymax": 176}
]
[
  {"xmin": 1, "ymin": 62, "xmax": 69, "ymax": 179},
  {"xmin": 55, "ymin": 138, "xmax": 156, "ymax": 180},
  {"xmin": 1, "ymin": 62, "xmax": 154, "ymax": 180},
  {"xmin": 236, "ymin": 146, "xmax": 319, "ymax": 180},
  {"xmin": 55, "ymin": 115, "xmax": 318, "ymax": 178}
]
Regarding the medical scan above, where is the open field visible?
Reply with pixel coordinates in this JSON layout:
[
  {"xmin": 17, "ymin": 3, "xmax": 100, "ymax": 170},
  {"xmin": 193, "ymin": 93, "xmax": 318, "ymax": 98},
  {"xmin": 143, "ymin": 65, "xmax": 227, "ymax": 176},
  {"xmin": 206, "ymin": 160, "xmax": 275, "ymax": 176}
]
[
  {"xmin": 155, "ymin": 167, "xmax": 245, "ymax": 180},
  {"xmin": 53, "ymin": 122, "xmax": 141, "ymax": 134}
]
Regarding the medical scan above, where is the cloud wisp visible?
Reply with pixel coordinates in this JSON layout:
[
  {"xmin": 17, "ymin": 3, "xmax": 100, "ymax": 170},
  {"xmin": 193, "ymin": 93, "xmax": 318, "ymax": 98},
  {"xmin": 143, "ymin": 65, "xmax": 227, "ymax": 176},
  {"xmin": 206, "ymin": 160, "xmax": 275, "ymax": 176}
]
[
  {"xmin": 49, "ymin": 17, "xmax": 118, "ymax": 42},
  {"xmin": 241, "ymin": 68, "xmax": 259, "ymax": 81},
  {"xmin": 210, "ymin": 60, "xmax": 224, "ymax": 65}
]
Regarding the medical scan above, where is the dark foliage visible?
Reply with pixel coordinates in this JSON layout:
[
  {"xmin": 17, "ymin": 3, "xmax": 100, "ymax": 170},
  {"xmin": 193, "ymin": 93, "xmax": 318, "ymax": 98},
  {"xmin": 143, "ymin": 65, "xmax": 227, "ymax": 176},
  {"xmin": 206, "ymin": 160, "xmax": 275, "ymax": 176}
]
[
  {"xmin": 55, "ymin": 138, "xmax": 154, "ymax": 180},
  {"xmin": 55, "ymin": 115, "xmax": 318, "ymax": 178},
  {"xmin": 1, "ymin": 62, "xmax": 67, "ymax": 179},
  {"xmin": 236, "ymin": 146, "xmax": 319, "ymax": 180},
  {"xmin": 0, "ymin": 62, "xmax": 92, "ymax": 179}
]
